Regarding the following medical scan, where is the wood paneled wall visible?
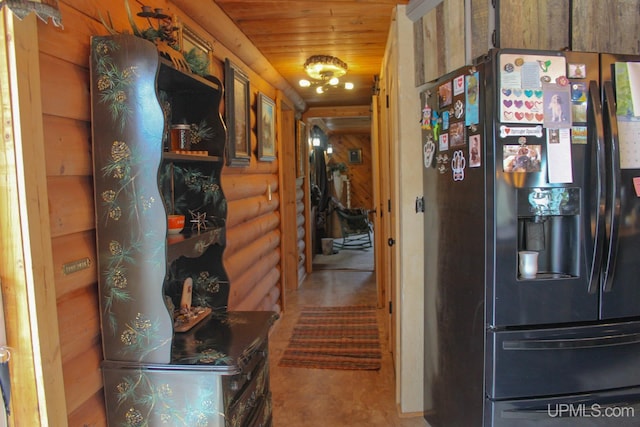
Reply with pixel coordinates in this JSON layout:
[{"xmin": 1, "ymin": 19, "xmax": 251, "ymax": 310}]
[
  {"xmin": 498, "ymin": 0, "xmax": 570, "ymax": 51},
  {"xmin": 571, "ymin": 0, "xmax": 640, "ymax": 54},
  {"xmin": 38, "ymin": 0, "xmax": 290, "ymax": 423},
  {"xmin": 415, "ymin": 0, "xmax": 640, "ymax": 85},
  {"xmin": 413, "ymin": 0, "xmax": 465, "ymax": 85},
  {"xmin": 328, "ymin": 134, "xmax": 374, "ymax": 210}
]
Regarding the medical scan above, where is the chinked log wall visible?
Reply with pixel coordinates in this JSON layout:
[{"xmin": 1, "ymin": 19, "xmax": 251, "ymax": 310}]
[
  {"xmin": 38, "ymin": 0, "xmax": 290, "ymax": 424},
  {"xmin": 296, "ymin": 177, "xmax": 307, "ymax": 283}
]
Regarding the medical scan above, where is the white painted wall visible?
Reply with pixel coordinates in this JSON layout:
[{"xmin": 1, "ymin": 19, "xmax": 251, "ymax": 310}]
[{"xmin": 383, "ymin": 5, "xmax": 425, "ymax": 415}]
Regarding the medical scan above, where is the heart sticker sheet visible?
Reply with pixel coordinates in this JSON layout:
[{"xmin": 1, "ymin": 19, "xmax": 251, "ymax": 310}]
[{"xmin": 499, "ymin": 53, "xmax": 567, "ymax": 124}]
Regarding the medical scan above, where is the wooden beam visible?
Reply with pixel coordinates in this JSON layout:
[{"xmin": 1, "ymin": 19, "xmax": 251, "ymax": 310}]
[{"xmin": 304, "ymin": 105, "xmax": 371, "ymax": 119}]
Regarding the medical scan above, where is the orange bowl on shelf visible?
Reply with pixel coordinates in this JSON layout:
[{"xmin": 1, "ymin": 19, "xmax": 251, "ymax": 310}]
[{"xmin": 167, "ymin": 214, "xmax": 185, "ymax": 235}]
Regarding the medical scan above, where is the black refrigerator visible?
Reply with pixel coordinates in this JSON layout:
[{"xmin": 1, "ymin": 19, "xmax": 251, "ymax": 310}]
[{"xmin": 422, "ymin": 48, "xmax": 640, "ymax": 427}]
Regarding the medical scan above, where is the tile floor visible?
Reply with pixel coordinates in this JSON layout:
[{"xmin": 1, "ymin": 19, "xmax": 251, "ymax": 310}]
[{"xmin": 268, "ymin": 250, "xmax": 428, "ymax": 427}]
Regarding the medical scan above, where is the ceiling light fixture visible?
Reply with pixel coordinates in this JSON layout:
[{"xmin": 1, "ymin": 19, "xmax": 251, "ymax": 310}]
[{"xmin": 298, "ymin": 55, "xmax": 354, "ymax": 93}]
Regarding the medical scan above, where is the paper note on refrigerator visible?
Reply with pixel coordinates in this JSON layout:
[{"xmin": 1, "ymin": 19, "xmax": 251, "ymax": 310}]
[
  {"xmin": 617, "ymin": 120, "xmax": 640, "ymax": 168},
  {"xmin": 616, "ymin": 62, "xmax": 640, "ymax": 117},
  {"xmin": 627, "ymin": 63, "xmax": 640, "ymax": 117},
  {"xmin": 546, "ymin": 129, "xmax": 573, "ymax": 183},
  {"xmin": 615, "ymin": 62, "xmax": 640, "ymax": 168}
]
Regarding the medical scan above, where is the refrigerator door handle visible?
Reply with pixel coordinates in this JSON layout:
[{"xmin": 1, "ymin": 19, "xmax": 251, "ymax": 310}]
[
  {"xmin": 503, "ymin": 332, "xmax": 640, "ymax": 350},
  {"xmin": 602, "ymin": 81, "xmax": 621, "ymax": 292},
  {"xmin": 586, "ymin": 80, "xmax": 606, "ymax": 294}
]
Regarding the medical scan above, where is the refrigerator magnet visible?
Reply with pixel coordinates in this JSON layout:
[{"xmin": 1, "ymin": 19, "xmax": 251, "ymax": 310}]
[
  {"xmin": 571, "ymin": 82, "xmax": 587, "ymax": 102},
  {"xmin": 422, "ymin": 104, "xmax": 432, "ymax": 129},
  {"xmin": 450, "ymin": 122, "xmax": 465, "ymax": 148},
  {"xmin": 503, "ymin": 144, "xmax": 542, "ymax": 173},
  {"xmin": 469, "ymin": 134, "xmax": 481, "ymax": 168},
  {"xmin": 571, "ymin": 82, "xmax": 588, "ymax": 123},
  {"xmin": 442, "ymin": 111, "xmax": 450, "ymax": 130},
  {"xmin": 572, "ymin": 126, "xmax": 588, "ymax": 144},
  {"xmin": 568, "ymin": 63, "xmax": 586, "ymax": 79},
  {"xmin": 439, "ymin": 133, "xmax": 449, "ymax": 151},
  {"xmin": 454, "ymin": 99, "xmax": 464, "ymax": 119},
  {"xmin": 499, "ymin": 125, "xmax": 543, "ymax": 138},
  {"xmin": 436, "ymin": 153, "xmax": 449, "ymax": 174},
  {"xmin": 543, "ymin": 83, "xmax": 572, "ymax": 129},
  {"xmin": 451, "ymin": 150, "xmax": 466, "ymax": 181},
  {"xmin": 465, "ymin": 72, "xmax": 479, "ymax": 125},
  {"xmin": 424, "ymin": 140, "xmax": 435, "ymax": 168},
  {"xmin": 453, "ymin": 75, "xmax": 465, "ymax": 96},
  {"xmin": 431, "ymin": 110, "xmax": 441, "ymax": 141},
  {"xmin": 438, "ymin": 82, "xmax": 452, "ymax": 108}
]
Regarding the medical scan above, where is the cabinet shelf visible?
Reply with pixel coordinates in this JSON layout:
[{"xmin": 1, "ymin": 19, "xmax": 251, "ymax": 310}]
[
  {"xmin": 167, "ymin": 226, "xmax": 225, "ymax": 263},
  {"xmin": 158, "ymin": 57, "xmax": 221, "ymax": 93},
  {"xmin": 163, "ymin": 152, "xmax": 223, "ymax": 163}
]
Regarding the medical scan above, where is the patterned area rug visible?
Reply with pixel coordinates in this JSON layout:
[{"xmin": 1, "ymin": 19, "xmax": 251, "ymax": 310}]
[{"xmin": 278, "ymin": 305, "xmax": 382, "ymax": 370}]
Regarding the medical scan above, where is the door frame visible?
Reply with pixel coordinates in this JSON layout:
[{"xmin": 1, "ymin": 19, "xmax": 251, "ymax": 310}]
[
  {"xmin": 371, "ymin": 95, "xmax": 385, "ymax": 310},
  {"xmin": 0, "ymin": 10, "xmax": 67, "ymax": 425}
]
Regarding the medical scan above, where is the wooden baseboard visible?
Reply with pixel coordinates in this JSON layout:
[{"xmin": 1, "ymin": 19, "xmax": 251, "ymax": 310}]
[{"xmin": 396, "ymin": 403, "xmax": 425, "ymax": 419}]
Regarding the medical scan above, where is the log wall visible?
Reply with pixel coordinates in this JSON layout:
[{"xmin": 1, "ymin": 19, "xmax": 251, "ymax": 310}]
[
  {"xmin": 38, "ymin": 0, "xmax": 292, "ymax": 423},
  {"xmin": 296, "ymin": 177, "xmax": 307, "ymax": 284}
]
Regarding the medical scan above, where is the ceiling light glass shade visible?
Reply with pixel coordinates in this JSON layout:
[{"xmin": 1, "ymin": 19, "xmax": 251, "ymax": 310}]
[
  {"xmin": 312, "ymin": 137, "xmax": 321, "ymax": 147},
  {"xmin": 327, "ymin": 145, "xmax": 333, "ymax": 154},
  {"xmin": 298, "ymin": 55, "xmax": 355, "ymax": 93},
  {"xmin": 304, "ymin": 55, "xmax": 348, "ymax": 80}
]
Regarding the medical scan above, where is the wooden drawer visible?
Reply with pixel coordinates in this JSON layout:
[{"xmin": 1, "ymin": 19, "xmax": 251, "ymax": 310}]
[
  {"xmin": 226, "ymin": 357, "xmax": 270, "ymax": 427},
  {"xmin": 245, "ymin": 392, "xmax": 272, "ymax": 427},
  {"xmin": 224, "ymin": 342, "xmax": 268, "ymax": 408}
]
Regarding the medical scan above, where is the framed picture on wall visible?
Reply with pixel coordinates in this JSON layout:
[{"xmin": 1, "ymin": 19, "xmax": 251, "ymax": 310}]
[
  {"xmin": 349, "ymin": 148, "xmax": 362, "ymax": 164},
  {"xmin": 258, "ymin": 93, "xmax": 276, "ymax": 161},
  {"xmin": 224, "ymin": 59, "xmax": 251, "ymax": 167},
  {"xmin": 179, "ymin": 24, "xmax": 214, "ymax": 76}
]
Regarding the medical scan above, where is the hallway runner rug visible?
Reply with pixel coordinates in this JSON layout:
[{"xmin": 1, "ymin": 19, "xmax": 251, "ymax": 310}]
[{"xmin": 278, "ymin": 305, "xmax": 382, "ymax": 370}]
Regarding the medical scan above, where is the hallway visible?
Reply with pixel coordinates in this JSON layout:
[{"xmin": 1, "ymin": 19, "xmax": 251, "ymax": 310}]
[{"xmin": 268, "ymin": 249, "xmax": 427, "ymax": 427}]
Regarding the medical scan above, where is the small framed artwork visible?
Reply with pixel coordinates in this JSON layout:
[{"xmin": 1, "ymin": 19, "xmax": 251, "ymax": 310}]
[
  {"xmin": 224, "ymin": 59, "xmax": 251, "ymax": 167},
  {"xmin": 180, "ymin": 24, "xmax": 214, "ymax": 76},
  {"xmin": 258, "ymin": 93, "xmax": 276, "ymax": 161},
  {"xmin": 348, "ymin": 148, "xmax": 362, "ymax": 164},
  {"xmin": 296, "ymin": 120, "xmax": 306, "ymax": 177}
]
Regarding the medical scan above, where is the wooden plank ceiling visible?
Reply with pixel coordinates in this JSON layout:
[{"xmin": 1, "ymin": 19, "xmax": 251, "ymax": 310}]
[{"xmin": 214, "ymin": 0, "xmax": 409, "ymax": 133}]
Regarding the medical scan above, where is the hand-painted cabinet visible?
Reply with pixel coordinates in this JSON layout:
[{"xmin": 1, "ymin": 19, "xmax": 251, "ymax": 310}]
[{"xmin": 90, "ymin": 34, "xmax": 275, "ymax": 426}]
